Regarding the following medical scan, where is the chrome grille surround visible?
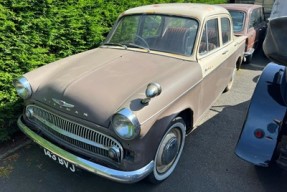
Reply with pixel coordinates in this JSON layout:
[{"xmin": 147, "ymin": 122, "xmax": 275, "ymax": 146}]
[{"xmin": 25, "ymin": 105, "xmax": 123, "ymax": 163}]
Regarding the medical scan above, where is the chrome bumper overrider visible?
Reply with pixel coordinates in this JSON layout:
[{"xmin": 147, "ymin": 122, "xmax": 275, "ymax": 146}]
[
  {"xmin": 17, "ymin": 116, "xmax": 154, "ymax": 183},
  {"xmin": 244, "ymin": 48, "xmax": 255, "ymax": 56}
]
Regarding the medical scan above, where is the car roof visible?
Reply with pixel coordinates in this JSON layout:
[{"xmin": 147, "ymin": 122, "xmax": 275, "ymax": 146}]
[
  {"xmin": 219, "ymin": 3, "xmax": 263, "ymax": 12},
  {"xmin": 121, "ymin": 3, "xmax": 229, "ymax": 20}
]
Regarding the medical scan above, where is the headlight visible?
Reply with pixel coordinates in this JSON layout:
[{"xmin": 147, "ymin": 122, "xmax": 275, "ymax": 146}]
[
  {"xmin": 111, "ymin": 108, "xmax": 140, "ymax": 140},
  {"xmin": 13, "ymin": 76, "xmax": 32, "ymax": 99}
]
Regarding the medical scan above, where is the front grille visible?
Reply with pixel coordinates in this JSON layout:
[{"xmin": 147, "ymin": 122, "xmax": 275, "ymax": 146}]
[{"xmin": 26, "ymin": 105, "xmax": 123, "ymax": 163}]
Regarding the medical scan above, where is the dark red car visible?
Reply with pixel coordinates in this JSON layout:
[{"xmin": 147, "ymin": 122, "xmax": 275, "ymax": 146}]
[{"xmin": 219, "ymin": 4, "xmax": 267, "ymax": 63}]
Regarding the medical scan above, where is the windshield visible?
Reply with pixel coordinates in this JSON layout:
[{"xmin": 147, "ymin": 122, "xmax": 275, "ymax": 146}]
[
  {"xmin": 229, "ymin": 10, "xmax": 245, "ymax": 32},
  {"xmin": 270, "ymin": 0, "xmax": 287, "ymax": 18},
  {"xmin": 105, "ymin": 14, "xmax": 198, "ymax": 56}
]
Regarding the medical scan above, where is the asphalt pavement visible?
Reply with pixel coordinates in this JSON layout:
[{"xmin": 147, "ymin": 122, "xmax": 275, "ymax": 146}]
[{"xmin": 1, "ymin": 49, "xmax": 287, "ymax": 192}]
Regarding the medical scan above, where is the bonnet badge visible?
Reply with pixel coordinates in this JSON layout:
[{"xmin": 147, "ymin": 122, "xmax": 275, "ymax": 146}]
[{"xmin": 52, "ymin": 98, "xmax": 75, "ymax": 108}]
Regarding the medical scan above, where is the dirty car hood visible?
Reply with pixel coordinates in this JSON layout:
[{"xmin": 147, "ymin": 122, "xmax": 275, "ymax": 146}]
[{"xmin": 29, "ymin": 48, "xmax": 187, "ymax": 127}]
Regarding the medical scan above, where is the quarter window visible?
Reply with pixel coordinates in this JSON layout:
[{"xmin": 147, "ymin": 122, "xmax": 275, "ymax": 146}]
[
  {"xmin": 221, "ymin": 18, "xmax": 231, "ymax": 44},
  {"xmin": 249, "ymin": 8, "xmax": 263, "ymax": 29},
  {"xmin": 199, "ymin": 18, "xmax": 219, "ymax": 55}
]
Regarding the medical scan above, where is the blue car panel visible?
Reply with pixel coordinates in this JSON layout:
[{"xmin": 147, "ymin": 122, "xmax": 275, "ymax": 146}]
[{"xmin": 235, "ymin": 63, "xmax": 287, "ymax": 166}]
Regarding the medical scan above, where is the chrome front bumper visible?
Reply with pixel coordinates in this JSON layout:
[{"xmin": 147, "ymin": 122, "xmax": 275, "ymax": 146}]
[{"xmin": 17, "ymin": 116, "xmax": 154, "ymax": 183}]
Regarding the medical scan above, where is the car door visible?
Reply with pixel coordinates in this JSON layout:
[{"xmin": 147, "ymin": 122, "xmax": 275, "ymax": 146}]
[
  {"xmin": 256, "ymin": 7, "xmax": 267, "ymax": 44},
  {"xmin": 220, "ymin": 16, "xmax": 237, "ymax": 71},
  {"xmin": 246, "ymin": 9, "xmax": 257, "ymax": 51},
  {"xmin": 197, "ymin": 16, "xmax": 232, "ymax": 115}
]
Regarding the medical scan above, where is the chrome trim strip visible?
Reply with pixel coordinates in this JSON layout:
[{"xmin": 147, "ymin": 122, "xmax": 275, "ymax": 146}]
[
  {"xmin": 52, "ymin": 98, "xmax": 75, "ymax": 108},
  {"xmin": 112, "ymin": 108, "xmax": 141, "ymax": 140},
  {"xmin": 18, "ymin": 116, "xmax": 154, "ymax": 183}
]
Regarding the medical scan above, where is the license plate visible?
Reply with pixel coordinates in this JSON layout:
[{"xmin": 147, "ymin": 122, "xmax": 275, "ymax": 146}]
[{"xmin": 43, "ymin": 148, "xmax": 76, "ymax": 172}]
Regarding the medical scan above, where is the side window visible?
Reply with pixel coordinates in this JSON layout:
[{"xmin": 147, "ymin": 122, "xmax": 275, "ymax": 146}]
[
  {"xmin": 249, "ymin": 9, "xmax": 260, "ymax": 29},
  {"xmin": 249, "ymin": 10, "xmax": 256, "ymax": 28},
  {"xmin": 221, "ymin": 17, "xmax": 231, "ymax": 44},
  {"xmin": 199, "ymin": 18, "xmax": 219, "ymax": 55},
  {"xmin": 259, "ymin": 8, "xmax": 264, "ymax": 22}
]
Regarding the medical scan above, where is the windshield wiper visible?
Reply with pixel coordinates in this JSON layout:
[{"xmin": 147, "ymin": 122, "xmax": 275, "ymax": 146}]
[
  {"xmin": 101, "ymin": 42, "xmax": 127, "ymax": 49},
  {"xmin": 125, "ymin": 43, "xmax": 150, "ymax": 52},
  {"xmin": 101, "ymin": 42, "xmax": 150, "ymax": 52}
]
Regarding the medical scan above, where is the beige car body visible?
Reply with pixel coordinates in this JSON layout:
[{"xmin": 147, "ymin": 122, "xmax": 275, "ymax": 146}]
[{"xmin": 16, "ymin": 3, "xmax": 246, "ymax": 183}]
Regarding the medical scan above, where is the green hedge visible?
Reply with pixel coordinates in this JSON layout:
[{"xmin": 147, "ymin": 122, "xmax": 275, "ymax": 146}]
[{"xmin": 0, "ymin": 0, "xmax": 226, "ymax": 142}]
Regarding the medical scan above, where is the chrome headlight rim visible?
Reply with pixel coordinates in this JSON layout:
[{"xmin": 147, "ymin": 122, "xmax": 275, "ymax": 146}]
[
  {"xmin": 13, "ymin": 76, "xmax": 32, "ymax": 99},
  {"xmin": 111, "ymin": 108, "xmax": 140, "ymax": 140}
]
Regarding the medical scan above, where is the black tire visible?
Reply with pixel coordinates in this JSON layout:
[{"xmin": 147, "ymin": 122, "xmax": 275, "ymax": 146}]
[{"xmin": 147, "ymin": 117, "xmax": 186, "ymax": 184}]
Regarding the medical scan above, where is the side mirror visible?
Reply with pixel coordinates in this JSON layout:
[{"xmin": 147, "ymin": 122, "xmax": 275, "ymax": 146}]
[{"xmin": 141, "ymin": 83, "xmax": 162, "ymax": 105}]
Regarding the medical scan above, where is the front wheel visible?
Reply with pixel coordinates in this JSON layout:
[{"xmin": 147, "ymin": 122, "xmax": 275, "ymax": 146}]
[{"xmin": 147, "ymin": 117, "xmax": 186, "ymax": 183}]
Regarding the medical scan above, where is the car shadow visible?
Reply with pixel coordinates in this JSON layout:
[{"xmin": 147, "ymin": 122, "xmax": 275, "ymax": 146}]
[
  {"xmin": 241, "ymin": 47, "xmax": 270, "ymax": 71},
  {"xmin": 254, "ymin": 164, "xmax": 287, "ymax": 192},
  {"xmin": 178, "ymin": 98, "xmax": 287, "ymax": 192},
  {"xmin": 62, "ymin": 100, "xmax": 254, "ymax": 192},
  {"xmin": 63, "ymin": 99, "xmax": 287, "ymax": 191}
]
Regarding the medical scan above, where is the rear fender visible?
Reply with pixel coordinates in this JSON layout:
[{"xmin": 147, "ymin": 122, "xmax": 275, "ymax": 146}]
[{"xmin": 235, "ymin": 63, "xmax": 287, "ymax": 166}]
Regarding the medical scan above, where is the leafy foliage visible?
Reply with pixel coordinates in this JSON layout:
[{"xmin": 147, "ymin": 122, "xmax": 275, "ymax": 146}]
[{"xmin": 0, "ymin": 0, "xmax": 226, "ymax": 142}]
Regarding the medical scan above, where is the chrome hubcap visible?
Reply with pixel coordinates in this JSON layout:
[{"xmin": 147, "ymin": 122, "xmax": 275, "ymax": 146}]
[
  {"xmin": 156, "ymin": 129, "xmax": 181, "ymax": 174},
  {"xmin": 161, "ymin": 137, "xmax": 178, "ymax": 165}
]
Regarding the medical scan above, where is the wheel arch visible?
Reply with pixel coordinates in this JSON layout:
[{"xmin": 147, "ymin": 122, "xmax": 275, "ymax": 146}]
[{"xmin": 178, "ymin": 108, "xmax": 193, "ymax": 134}]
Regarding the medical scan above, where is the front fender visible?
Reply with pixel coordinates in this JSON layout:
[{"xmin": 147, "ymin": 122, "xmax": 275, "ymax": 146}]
[{"xmin": 235, "ymin": 63, "xmax": 287, "ymax": 166}]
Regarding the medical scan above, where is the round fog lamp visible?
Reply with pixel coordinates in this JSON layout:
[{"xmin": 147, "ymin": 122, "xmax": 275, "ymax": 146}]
[{"xmin": 108, "ymin": 146, "xmax": 120, "ymax": 159}]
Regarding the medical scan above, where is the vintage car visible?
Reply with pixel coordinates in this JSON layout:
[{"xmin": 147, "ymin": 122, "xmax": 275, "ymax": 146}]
[
  {"xmin": 219, "ymin": 4, "xmax": 267, "ymax": 63},
  {"xmin": 13, "ymin": 3, "xmax": 246, "ymax": 183},
  {"xmin": 235, "ymin": 0, "xmax": 287, "ymax": 169}
]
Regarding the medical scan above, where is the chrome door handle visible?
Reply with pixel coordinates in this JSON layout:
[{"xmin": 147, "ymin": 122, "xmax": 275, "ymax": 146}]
[{"xmin": 222, "ymin": 50, "xmax": 229, "ymax": 55}]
